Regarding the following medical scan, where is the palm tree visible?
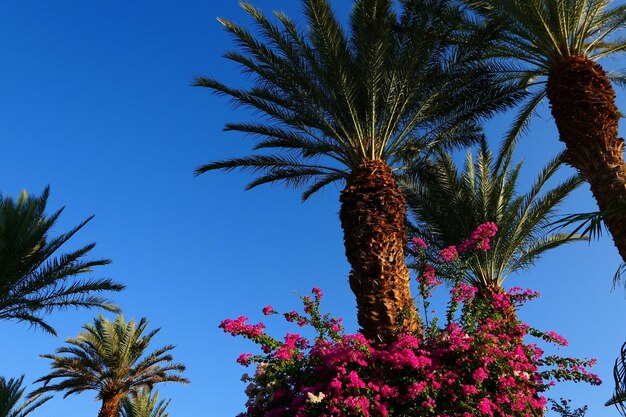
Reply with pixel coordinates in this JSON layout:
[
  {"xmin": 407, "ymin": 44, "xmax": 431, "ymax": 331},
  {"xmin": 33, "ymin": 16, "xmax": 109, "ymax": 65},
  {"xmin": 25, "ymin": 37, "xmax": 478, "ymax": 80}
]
[
  {"xmin": 404, "ymin": 138, "xmax": 584, "ymax": 310},
  {"xmin": 120, "ymin": 389, "xmax": 170, "ymax": 417},
  {"xmin": 0, "ymin": 376, "xmax": 50, "ymax": 417},
  {"xmin": 463, "ymin": 0, "xmax": 626, "ymax": 263},
  {"xmin": 0, "ymin": 186, "xmax": 124, "ymax": 335},
  {"xmin": 194, "ymin": 0, "xmax": 519, "ymax": 342},
  {"xmin": 31, "ymin": 314, "xmax": 189, "ymax": 417}
]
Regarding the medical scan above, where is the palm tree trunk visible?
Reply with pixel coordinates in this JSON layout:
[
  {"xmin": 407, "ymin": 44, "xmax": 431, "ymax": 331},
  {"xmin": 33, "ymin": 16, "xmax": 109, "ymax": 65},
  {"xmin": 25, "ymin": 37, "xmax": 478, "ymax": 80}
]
[
  {"xmin": 98, "ymin": 394, "xmax": 122, "ymax": 417},
  {"xmin": 339, "ymin": 159, "xmax": 420, "ymax": 343},
  {"xmin": 479, "ymin": 284, "xmax": 517, "ymax": 324},
  {"xmin": 547, "ymin": 54, "xmax": 626, "ymax": 263}
]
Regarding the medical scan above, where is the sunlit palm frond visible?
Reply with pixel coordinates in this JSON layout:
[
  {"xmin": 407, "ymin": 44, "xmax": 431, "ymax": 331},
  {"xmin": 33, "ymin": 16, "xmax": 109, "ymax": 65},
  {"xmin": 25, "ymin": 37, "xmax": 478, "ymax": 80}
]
[
  {"xmin": 120, "ymin": 389, "xmax": 170, "ymax": 417},
  {"xmin": 31, "ymin": 314, "xmax": 189, "ymax": 401}
]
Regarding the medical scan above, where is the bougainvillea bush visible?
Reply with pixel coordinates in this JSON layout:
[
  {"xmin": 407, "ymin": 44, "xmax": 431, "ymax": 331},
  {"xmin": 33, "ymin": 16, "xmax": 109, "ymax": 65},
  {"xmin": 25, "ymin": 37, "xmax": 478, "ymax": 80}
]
[{"xmin": 220, "ymin": 225, "xmax": 600, "ymax": 417}]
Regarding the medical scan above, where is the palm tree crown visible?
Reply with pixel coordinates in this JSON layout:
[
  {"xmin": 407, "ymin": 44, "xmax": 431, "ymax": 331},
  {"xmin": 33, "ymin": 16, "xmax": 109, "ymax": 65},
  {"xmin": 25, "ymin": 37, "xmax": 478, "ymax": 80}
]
[
  {"xmin": 404, "ymin": 138, "xmax": 585, "ymax": 291},
  {"xmin": 0, "ymin": 376, "xmax": 50, "ymax": 417},
  {"xmin": 0, "ymin": 186, "xmax": 124, "ymax": 335},
  {"xmin": 32, "ymin": 314, "xmax": 188, "ymax": 417},
  {"xmin": 195, "ymin": 0, "xmax": 522, "ymax": 199},
  {"xmin": 465, "ymin": 0, "xmax": 626, "ymax": 264},
  {"xmin": 195, "ymin": 0, "xmax": 519, "ymax": 342},
  {"xmin": 467, "ymin": 0, "xmax": 626, "ymax": 141}
]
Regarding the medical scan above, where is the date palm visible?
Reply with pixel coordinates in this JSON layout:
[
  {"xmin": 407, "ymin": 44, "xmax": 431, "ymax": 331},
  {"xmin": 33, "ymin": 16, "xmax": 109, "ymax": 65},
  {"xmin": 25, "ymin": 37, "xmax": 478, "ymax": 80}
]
[
  {"xmin": 120, "ymin": 389, "xmax": 170, "ymax": 417},
  {"xmin": 0, "ymin": 376, "xmax": 50, "ymax": 417},
  {"xmin": 404, "ymin": 138, "xmax": 584, "ymax": 310},
  {"xmin": 31, "ymin": 314, "xmax": 188, "ymax": 417},
  {"xmin": 195, "ymin": 0, "xmax": 519, "ymax": 342},
  {"xmin": 464, "ymin": 0, "xmax": 626, "ymax": 263},
  {"xmin": 0, "ymin": 187, "xmax": 124, "ymax": 335}
]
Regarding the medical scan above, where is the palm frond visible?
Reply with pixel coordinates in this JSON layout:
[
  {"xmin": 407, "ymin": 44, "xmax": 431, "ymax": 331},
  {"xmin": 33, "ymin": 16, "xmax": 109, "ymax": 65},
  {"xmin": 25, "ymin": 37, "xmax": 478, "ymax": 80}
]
[
  {"xmin": 607, "ymin": 339, "xmax": 626, "ymax": 415},
  {"xmin": 0, "ymin": 187, "xmax": 124, "ymax": 335},
  {"xmin": 405, "ymin": 137, "xmax": 583, "ymax": 289},
  {"xmin": 0, "ymin": 376, "xmax": 51, "ymax": 417}
]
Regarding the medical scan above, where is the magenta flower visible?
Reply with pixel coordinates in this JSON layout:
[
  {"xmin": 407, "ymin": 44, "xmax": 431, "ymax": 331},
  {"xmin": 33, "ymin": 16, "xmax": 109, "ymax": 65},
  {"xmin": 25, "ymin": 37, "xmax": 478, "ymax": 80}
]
[
  {"xmin": 439, "ymin": 245, "xmax": 459, "ymax": 262},
  {"xmin": 262, "ymin": 305, "xmax": 274, "ymax": 316},
  {"xmin": 236, "ymin": 353, "xmax": 253, "ymax": 366},
  {"xmin": 411, "ymin": 237, "xmax": 427, "ymax": 251}
]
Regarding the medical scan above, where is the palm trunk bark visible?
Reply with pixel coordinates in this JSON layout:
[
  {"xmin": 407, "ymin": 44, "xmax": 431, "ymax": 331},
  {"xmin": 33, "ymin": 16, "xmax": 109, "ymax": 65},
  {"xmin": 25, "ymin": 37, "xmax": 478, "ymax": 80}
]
[
  {"xmin": 98, "ymin": 394, "xmax": 122, "ymax": 417},
  {"xmin": 477, "ymin": 285, "xmax": 545, "ymax": 417},
  {"xmin": 546, "ymin": 55, "xmax": 626, "ymax": 263},
  {"xmin": 478, "ymin": 284, "xmax": 517, "ymax": 324},
  {"xmin": 339, "ymin": 159, "xmax": 420, "ymax": 343}
]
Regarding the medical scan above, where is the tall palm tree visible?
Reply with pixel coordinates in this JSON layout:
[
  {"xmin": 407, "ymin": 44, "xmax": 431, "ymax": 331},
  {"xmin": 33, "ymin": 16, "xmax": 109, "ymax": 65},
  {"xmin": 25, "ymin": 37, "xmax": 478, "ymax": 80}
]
[
  {"xmin": 194, "ymin": 0, "xmax": 519, "ymax": 342},
  {"xmin": 463, "ymin": 0, "xmax": 626, "ymax": 263},
  {"xmin": 31, "ymin": 314, "xmax": 189, "ymax": 417},
  {"xmin": 0, "ymin": 186, "xmax": 124, "ymax": 335},
  {"xmin": 404, "ymin": 138, "xmax": 584, "ymax": 307},
  {"xmin": 120, "ymin": 389, "xmax": 170, "ymax": 417},
  {"xmin": 0, "ymin": 376, "xmax": 50, "ymax": 417}
]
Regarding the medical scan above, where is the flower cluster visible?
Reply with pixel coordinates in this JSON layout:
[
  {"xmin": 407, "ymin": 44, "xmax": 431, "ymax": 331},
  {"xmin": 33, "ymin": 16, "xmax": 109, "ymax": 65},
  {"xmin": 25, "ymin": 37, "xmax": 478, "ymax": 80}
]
[
  {"xmin": 221, "ymin": 223, "xmax": 600, "ymax": 416},
  {"xmin": 458, "ymin": 221, "xmax": 498, "ymax": 252},
  {"xmin": 222, "ymin": 285, "xmax": 599, "ymax": 417}
]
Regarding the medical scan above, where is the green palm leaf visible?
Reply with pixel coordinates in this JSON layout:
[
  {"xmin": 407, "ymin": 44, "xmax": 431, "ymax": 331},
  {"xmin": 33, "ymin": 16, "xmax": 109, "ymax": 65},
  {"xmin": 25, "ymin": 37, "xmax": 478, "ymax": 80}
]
[
  {"xmin": 0, "ymin": 376, "xmax": 50, "ymax": 417},
  {"xmin": 120, "ymin": 389, "xmax": 170, "ymax": 417}
]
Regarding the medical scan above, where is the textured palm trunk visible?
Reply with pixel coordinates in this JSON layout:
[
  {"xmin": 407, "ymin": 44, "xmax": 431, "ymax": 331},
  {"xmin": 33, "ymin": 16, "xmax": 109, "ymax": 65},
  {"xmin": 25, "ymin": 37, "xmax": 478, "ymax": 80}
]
[
  {"xmin": 478, "ymin": 284, "xmax": 517, "ymax": 324},
  {"xmin": 477, "ymin": 285, "xmax": 545, "ymax": 417},
  {"xmin": 546, "ymin": 55, "xmax": 626, "ymax": 263},
  {"xmin": 98, "ymin": 394, "xmax": 122, "ymax": 417},
  {"xmin": 339, "ymin": 159, "xmax": 420, "ymax": 343}
]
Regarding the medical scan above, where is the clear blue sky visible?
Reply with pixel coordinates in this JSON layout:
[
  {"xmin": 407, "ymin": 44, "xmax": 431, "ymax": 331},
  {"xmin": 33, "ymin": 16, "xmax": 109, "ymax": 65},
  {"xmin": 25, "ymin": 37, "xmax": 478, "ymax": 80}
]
[{"xmin": 1, "ymin": 1, "xmax": 625, "ymax": 416}]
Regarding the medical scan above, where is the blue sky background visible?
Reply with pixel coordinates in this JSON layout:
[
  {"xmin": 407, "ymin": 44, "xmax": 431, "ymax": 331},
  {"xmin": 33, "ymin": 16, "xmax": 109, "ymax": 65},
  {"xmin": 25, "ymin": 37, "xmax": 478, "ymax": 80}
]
[{"xmin": 1, "ymin": 1, "xmax": 626, "ymax": 416}]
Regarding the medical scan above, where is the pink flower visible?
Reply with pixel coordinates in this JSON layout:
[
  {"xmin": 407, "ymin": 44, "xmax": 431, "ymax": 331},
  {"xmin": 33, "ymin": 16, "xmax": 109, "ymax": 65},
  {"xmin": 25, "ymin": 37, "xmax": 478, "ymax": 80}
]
[
  {"xmin": 477, "ymin": 397, "xmax": 494, "ymax": 416},
  {"xmin": 545, "ymin": 331, "xmax": 569, "ymax": 347},
  {"xmin": 418, "ymin": 265, "xmax": 441, "ymax": 287},
  {"xmin": 263, "ymin": 305, "xmax": 274, "ymax": 316},
  {"xmin": 407, "ymin": 382, "xmax": 427, "ymax": 398},
  {"xmin": 285, "ymin": 310, "xmax": 299, "ymax": 322},
  {"xmin": 473, "ymin": 368, "xmax": 489, "ymax": 383},
  {"xmin": 462, "ymin": 385, "xmax": 479, "ymax": 395},
  {"xmin": 412, "ymin": 237, "xmax": 427, "ymax": 250},
  {"xmin": 451, "ymin": 283, "xmax": 478, "ymax": 303},
  {"xmin": 439, "ymin": 245, "xmax": 459, "ymax": 262},
  {"xmin": 236, "ymin": 353, "xmax": 253, "ymax": 366},
  {"xmin": 312, "ymin": 287, "xmax": 323, "ymax": 298},
  {"xmin": 472, "ymin": 222, "xmax": 498, "ymax": 240},
  {"xmin": 219, "ymin": 316, "xmax": 265, "ymax": 338}
]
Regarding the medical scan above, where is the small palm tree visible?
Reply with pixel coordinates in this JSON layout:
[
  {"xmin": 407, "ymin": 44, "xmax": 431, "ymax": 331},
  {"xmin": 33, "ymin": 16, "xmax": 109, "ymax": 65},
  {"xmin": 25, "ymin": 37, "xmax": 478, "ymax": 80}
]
[
  {"xmin": 31, "ymin": 314, "xmax": 189, "ymax": 417},
  {"xmin": 0, "ymin": 376, "xmax": 50, "ymax": 417},
  {"xmin": 404, "ymin": 138, "xmax": 584, "ymax": 302},
  {"xmin": 0, "ymin": 186, "xmax": 124, "ymax": 335},
  {"xmin": 195, "ymin": 0, "xmax": 518, "ymax": 342},
  {"xmin": 120, "ymin": 389, "xmax": 170, "ymax": 417},
  {"xmin": 464, "ymin": 0, "xmax": 626, "ymax": 263}
]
